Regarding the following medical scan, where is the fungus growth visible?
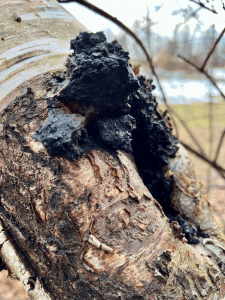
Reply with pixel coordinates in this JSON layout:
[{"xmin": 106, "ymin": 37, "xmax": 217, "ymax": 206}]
[{"xmin": 34, "ymin": 31, "xmax": 209, "ymax": 244}]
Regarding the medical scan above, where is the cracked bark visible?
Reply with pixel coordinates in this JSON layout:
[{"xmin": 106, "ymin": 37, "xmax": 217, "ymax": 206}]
[{"xmin": 0, "ymin": 1, "xmax": 225, "ymax": 300}]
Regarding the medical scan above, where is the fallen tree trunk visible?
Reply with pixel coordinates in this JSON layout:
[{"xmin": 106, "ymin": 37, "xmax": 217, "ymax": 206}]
[{"xmin": 0, "ymin": 1, "xmax": 225, "ymax": 300}]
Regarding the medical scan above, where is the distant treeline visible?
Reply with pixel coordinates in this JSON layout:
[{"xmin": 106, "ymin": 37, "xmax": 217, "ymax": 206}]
[{"xmin": 103, "ymin": 22, "xmax": 225, "ymax": 71}]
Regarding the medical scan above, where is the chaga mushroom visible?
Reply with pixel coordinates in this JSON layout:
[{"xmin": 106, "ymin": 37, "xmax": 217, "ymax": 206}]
[
  {"xmin": 1, "ymin": 0, "xmax": 225, "ymax": 298},
  {"xmin": 55, "ymin": 31, "xmax": 139, "ymax": 117},
  {"xmin": 32, "ymin": 31, "xmax": 215, "ymax": 244},
  {"xmin": 33, "ymin": 110, "xmax": 88, "ymax": 161},
  {"xmin": 95, "ymin": 114, "xmax": 136, "ymax": 153},
  {"xmin": 33, "ymin": 31, "xmax": 140, "ymax": 161},
  {"xmin": 1, "ymin": 25, "xmax": 225, "ymax": 300}
]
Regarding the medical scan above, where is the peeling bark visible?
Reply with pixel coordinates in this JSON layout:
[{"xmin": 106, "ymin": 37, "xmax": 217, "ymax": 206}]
[
  {"xmin": 0, "ymin": 1, "xmax": 225, "ymax": 300},
  {"xmin": 0, "ymin": 222, "xmax": 51, "ymax": 300}
]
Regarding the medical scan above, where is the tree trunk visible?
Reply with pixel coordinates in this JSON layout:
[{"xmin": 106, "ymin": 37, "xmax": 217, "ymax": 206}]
[{"xmin": 1, "ymin": 1, "xmax": 225, "ymax": 300}]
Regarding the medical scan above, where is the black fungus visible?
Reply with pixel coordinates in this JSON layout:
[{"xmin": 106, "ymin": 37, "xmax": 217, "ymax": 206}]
[
  {"xmin": 35, "ymin": 32, "xmax": 210, "ymax": 244},
  {"xmin": 197, "ymin": 231, "xmax": 210, "ymax": 239},
  {"xmin": 34, "ymin": 32, "xmax": 179, "ymax": 208},
  {"xmin": 130, "ymin": 76, "xmax": 178, "ymax": 210},
  {"xmin": 34, "ymin": 32, "xmax": 178, "ymax": 216},
  {"xmin": 175, "ymin": 215, "xmax": 198, "ymax": 244},
  {"xmin": 33, "ymin": 110, "xmax": 98, "ymax": 161},
  {"xmin": 167, "ymin": 214, "xmax": 210, "ymax": 244},
  {"xmin": 57, "ymin": 31, "xmax": 139, "ymax": 116},
  {"xmin": 96, "ymin": 115, "xmax": 136, "ymax": 152}
]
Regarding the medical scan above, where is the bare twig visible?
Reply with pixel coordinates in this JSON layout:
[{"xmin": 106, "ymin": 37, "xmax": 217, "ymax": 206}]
[
  {"xmin": 206, "ymin": 82, "xmax": 214, "ymax": 195},
  {"xmin": 176, "ymin": 7, "xmax": 202, "ymax": 28},
  {"xmin": 178, "ymin": 55, "xmax": 225, "ymax": 101},
  {"xmin": 222, "ymin": 0, "xmax": 225, "ymax": 10},
  {"xmin": 180, "ymin": 140, "xmax": 225, "ymax": 180},
  {"xmin": 188, "ymin": 0, "xmax": 218, "ymax": 14},
  {"xmin": 178, "ymin": 26, "xmax": 225, "ymax": 183},
  {"xmin": 57, "ymin": 1, "xmax": 152, "ymax": 67},
  {"xmin": 206, "ymin": 29, "xmax": 215, "ymax": 196},
  {"xmin": 202, "ymin": 27, "xmax": 225, "ymax": 70},
  {"xmin": 214, "ymin": 129, "xmax": 225, "ymax": 163}
]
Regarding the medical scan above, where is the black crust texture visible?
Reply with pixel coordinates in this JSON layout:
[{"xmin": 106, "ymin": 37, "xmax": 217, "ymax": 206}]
[
  {"xmin": 168, "ymin": 214, "xmax": 210, "ymax": 244},
  {"xmin": 130, "ymin": 75, "xmax": 178, "ymax": 210},
  {"xmin": 34, "ymin": 31, "xmax": 177, "ymax": 211},
  {"xmin": 96, "ymin": 115, "xmax": 136, "ymax": 153},
  {"xmin": 57, "ymin": 31, "xmax": 139, "ymax": 116},
  {"xmin": 33, "ymin": 111, "xmax": 95, "ymax": 161},
  {"xmin": 32, "ymin": 31, "xmax": 204, "ymax": 244}
]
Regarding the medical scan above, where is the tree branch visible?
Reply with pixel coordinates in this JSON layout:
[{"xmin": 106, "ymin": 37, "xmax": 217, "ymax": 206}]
[
  {"xmin": 214, "ymin": 129, "xmax": 225, "ymax": 163},
  {"xmin": 202, "ymin": 27, "xmax": 225, "ymax": 70},
  {"xmin": 178, "ymin": 54, "xmax": 225, "ymax": 101},
  {"xmin": 170, "ymin": 107, "xmax": 207, "ymax": 156},
  {"xmin": 57, "ymin": 0, "xmax": 153, "ymax": 71},
  {"xmin": 180, "ymin": 140, "xmax": 225, "ymax": 180},
  {"xmin": 0, "ymin": 222, "xmax": 52, "ymax": 300},
  {"xmin": 188, "ymin": 0, "xmax": 218, "ymax": 14}
]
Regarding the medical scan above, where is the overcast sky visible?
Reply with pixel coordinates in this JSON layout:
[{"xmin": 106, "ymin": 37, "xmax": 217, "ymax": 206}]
[{"xmin": 62, "ymin": 0, "xmax": 225, "ymax": 37}]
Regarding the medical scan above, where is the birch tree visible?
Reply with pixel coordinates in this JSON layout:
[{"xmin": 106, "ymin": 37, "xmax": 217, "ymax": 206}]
[{"xmin": 0, "ymin": 1, "xmax": 225, "ymax": 300}]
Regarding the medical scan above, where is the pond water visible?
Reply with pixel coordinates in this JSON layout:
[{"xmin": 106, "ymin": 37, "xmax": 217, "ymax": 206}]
[{"xmin": 140, "ymin": 68, "xmax": 225, "ymax": 105}]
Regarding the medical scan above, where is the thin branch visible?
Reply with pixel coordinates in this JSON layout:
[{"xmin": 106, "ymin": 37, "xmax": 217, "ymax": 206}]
[
  {"xmin": 206, "ymin": 84, "xmax": 214, "ymax": 195},
  {"xmin": 0, "ymin": 220, "xmax": 52, "ymax": 299},
  {"xmin": 57, "ymin": 1, "xmax": 152, "ymax": 69},
  {"xmin": 214, "ymin": 129, "xmax": 225, "ymax": 163},
  {"xmin": 202, "ymin": 27, "xmax": 225, "ymax": 70},
  {"xmin": 221, "ymin": 0, "xmax": 225, "ymax": 10},
  {"xmin": 188, "ymin": 0, "xmax": 218, "ymax": 14},
  {"xmin": 178, "ymin": 55, "xmax": 225, "ymax": 101},
  {"xmin": 180, "ymin": 140, "xmax": 225, "ymax": 180}
]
